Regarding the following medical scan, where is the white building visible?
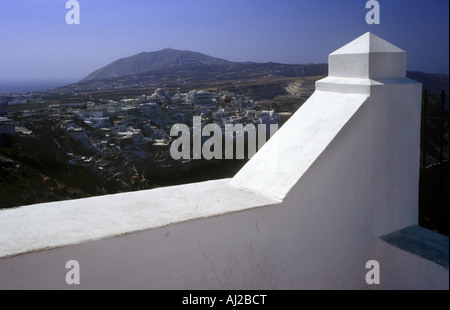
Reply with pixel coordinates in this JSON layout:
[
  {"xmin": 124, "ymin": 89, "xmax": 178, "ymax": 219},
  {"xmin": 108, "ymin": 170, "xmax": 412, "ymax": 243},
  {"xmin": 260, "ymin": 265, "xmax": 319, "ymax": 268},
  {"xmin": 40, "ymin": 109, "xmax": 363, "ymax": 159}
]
[
  {"xmin": 172, "ymin": 88, "xmax": 185, "ymax": 104},
  {"xmin": 151, "ymin": 89, "xmax": 172, "ymax": 103},
  {"xmin": 82, "ymin": 109, "xmax": 106, "ymax": 118},
  {"xmin": 84, "ymin": 117, "xmax": 111, "ymax": 129},
  {"xmin": 187, "ymin": 90, "xmax": 215, "ymax": 107}
]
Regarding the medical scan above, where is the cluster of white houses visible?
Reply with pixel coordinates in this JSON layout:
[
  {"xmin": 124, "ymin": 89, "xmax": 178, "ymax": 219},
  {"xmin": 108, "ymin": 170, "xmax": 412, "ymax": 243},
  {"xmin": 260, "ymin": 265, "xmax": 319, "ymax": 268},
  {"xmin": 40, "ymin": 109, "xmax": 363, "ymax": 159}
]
[
  {"xmin": 2, "ymin": 88, "xmax": 281, "ymax": 188},
  {"xmin": 59, "ymin": 89, "xmax": 280, "ymax": 157}
]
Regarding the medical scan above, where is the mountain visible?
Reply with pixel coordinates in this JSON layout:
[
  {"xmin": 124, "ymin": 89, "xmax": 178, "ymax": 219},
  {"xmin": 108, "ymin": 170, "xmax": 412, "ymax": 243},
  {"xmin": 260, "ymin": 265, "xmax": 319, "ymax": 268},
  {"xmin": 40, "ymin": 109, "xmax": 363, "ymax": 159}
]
[{"xmin": 82, "ymin": 48, "xmax": 231, "ymax": 81}]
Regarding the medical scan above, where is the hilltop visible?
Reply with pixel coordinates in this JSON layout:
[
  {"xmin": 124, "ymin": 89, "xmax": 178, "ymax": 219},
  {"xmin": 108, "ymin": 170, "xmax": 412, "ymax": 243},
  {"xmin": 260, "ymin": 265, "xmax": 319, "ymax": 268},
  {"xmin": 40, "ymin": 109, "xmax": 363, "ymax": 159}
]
[
  {"xmin": 82, "ymin": 49, "xmax": 231, "ymax": 81},
  {"xmin": 81, "ymin": 48, "xmax": 328, "ymax": 82}
]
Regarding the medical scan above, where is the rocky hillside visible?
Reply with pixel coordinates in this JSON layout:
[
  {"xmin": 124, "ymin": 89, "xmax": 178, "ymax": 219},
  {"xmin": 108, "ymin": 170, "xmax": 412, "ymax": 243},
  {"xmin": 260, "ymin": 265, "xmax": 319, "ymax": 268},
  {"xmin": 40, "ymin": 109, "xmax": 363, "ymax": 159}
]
[{"xmin": 82, "ymin": 49, "xmax": 230, "ymax": 81}]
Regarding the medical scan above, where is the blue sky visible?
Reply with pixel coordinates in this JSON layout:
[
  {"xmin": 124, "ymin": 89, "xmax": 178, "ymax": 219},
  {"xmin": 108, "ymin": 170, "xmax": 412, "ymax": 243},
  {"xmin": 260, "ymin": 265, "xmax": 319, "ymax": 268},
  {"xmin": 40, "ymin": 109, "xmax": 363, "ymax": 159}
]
[{"xmin": 0, "ymin": 0, "xmax": 448, "ymax": 88}]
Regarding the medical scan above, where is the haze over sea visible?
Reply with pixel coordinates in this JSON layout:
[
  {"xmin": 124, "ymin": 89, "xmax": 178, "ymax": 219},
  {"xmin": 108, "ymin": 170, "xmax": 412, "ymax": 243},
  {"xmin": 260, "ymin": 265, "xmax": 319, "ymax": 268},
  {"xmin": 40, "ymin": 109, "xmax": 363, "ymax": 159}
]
[{"xmin": 0, "ymin": 80, "xmax": 74, "ymax": 93}]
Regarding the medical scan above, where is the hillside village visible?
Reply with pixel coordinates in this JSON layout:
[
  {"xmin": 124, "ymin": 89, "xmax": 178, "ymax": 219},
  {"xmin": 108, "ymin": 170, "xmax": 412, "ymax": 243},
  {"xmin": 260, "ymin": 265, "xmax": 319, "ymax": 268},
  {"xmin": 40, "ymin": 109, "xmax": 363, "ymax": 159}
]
[{"xmin": 1, "ymin": 88, "xmax": 281, "ymax": 193}]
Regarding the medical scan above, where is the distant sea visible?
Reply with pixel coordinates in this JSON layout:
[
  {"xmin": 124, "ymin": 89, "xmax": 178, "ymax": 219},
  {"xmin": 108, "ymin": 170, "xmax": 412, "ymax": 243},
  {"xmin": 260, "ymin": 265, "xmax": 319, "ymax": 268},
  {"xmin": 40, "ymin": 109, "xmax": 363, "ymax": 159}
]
[{"xmin": 0, "ymin": 80, "xmax": 76, "ymax": 93}]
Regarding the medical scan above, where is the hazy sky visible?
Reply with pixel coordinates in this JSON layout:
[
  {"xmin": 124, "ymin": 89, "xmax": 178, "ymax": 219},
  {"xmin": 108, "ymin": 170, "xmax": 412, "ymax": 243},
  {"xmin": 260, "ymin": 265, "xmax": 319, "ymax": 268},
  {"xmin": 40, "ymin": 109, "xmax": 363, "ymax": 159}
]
[{"xmin": 0, "ymin": 0, "xmax": 448, "ymax": 88}]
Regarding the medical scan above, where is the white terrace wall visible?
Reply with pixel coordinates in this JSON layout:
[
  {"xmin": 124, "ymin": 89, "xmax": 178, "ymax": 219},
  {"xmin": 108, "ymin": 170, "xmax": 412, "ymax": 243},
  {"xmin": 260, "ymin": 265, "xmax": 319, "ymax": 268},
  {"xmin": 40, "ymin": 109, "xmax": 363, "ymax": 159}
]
[{"xmin": 0, "ymin": 33, "xmax": 448, "ymax": 290}]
